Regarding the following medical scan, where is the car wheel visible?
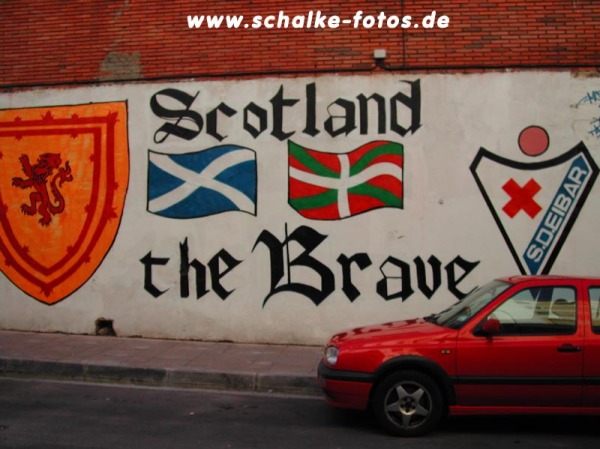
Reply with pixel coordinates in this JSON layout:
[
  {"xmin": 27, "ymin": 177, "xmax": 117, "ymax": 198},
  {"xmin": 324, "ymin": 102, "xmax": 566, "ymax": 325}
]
[{"xmin": 372, "ymin": 370, "xmax": 444, "ymax": 437}]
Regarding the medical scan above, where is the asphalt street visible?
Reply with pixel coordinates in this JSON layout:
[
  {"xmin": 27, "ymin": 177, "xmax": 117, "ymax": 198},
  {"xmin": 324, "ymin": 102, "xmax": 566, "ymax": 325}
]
[{"xmin": 1, "ymin": 378, "xmax": 599, "ymax": 449}]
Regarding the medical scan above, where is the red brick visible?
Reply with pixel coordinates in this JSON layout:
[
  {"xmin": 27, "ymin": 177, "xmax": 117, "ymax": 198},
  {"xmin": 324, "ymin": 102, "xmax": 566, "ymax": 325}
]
[{"xmin": 0, "ymin": 0, "xmax": 598, "ymax": 87}]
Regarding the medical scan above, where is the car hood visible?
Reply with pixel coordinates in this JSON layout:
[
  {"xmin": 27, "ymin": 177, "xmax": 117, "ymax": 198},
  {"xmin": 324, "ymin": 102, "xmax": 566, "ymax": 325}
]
[{"xmin": 330, "ymin": 318, "xmax": 455, "ymax": 347}]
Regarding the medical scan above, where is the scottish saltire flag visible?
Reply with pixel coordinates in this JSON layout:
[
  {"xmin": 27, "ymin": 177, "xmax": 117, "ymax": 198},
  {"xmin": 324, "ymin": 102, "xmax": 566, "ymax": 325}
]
[
  {"xmin": 288, "ymin": 141, "xmax": 403, "ymax": 220},
  {"xmin": 148, "ymin": 145, "xmax": 257, "ymax": 218}
]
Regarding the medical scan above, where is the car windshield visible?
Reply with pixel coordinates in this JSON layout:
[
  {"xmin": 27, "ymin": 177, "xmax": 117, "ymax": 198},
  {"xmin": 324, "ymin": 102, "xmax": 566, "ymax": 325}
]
[{"xmin": 426, "ymin": 280, "xmax": 511, "ymax": 329}]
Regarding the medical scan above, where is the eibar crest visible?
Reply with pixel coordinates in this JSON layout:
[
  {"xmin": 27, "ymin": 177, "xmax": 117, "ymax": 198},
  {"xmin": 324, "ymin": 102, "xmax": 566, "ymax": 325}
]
[
  {"xmin": 0, "ymin": 102, "xmax": 129, "ymax": 305},
  {"xmin": 470, "ymin": 126, "xmax": 598, "ymax": 275}
]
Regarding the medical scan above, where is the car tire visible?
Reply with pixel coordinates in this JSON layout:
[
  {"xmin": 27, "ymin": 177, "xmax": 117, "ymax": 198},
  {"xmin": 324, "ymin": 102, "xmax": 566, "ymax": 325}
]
[{"xmin": 372, "ymin": 370, "xmax": 444, "ymax": 437}]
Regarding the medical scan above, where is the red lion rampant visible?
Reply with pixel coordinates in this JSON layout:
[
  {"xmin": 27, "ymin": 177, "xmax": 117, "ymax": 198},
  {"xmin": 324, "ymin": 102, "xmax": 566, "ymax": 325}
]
[{"xmin": 11, "ymin": 153, "xmax": 74, "ymax": 226}]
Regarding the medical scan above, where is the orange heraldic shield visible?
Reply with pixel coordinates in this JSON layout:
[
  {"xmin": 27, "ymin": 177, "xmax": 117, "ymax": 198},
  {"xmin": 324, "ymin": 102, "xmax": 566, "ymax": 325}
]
[{"xmin": 0, "ymin": 102, "xmax": 129, "ymax": 305}]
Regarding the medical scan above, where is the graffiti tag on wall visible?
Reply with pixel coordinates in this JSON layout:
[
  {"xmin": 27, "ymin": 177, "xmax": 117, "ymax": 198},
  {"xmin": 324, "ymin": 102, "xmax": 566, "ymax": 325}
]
[{"xmin": 576, "ymin": 90, "xmax": 600, "ymax": 138}]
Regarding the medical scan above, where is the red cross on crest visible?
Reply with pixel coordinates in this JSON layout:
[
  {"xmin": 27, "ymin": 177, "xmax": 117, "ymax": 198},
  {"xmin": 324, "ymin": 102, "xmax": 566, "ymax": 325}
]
[{"xmin": 502, "ymin": 178, "xmax": 542, "ymax": 219}]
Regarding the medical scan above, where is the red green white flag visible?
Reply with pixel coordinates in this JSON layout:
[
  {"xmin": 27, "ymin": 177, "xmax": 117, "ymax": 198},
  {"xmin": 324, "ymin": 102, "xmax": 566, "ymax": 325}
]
[{"xmin": 288, "ymin": 140, "xmax": 403, "ymax": 220}]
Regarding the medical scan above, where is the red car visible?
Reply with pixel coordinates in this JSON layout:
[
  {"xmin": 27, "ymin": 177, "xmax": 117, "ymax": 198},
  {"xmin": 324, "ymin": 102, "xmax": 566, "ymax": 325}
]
[{"xmin": 318, "ymin": 275, "xmax": 600, "ymax": 436}]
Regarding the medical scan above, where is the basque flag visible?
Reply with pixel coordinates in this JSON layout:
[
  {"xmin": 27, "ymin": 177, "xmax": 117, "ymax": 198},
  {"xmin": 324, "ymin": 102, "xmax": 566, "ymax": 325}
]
[
  {"xmin": 288, "ymin": 140, "xmax": 403, "ymax": 220},
  {"xmin": 148, "ymin": 145, "xmax": 257, "ymax": 218}
]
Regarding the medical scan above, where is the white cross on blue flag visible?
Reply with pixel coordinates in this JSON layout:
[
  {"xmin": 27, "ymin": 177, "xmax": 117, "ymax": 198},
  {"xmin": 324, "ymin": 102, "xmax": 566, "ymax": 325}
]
[{"xmin": 147, "ymin": 145, "xmax": 257, "ymax": 218}]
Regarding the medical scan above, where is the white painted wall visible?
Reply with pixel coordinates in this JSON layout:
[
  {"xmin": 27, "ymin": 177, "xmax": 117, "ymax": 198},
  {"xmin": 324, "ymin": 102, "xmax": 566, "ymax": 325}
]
[{"xmin": 1, "ymin": 72, "xmax": 599, "ymax": 344}]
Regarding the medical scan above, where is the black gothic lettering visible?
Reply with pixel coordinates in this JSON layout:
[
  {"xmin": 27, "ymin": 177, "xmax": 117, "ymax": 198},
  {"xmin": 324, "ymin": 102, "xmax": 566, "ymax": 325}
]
[
  {"xmin": 253, "ymin": 225, "xmax": 335, "ymax": 307},
  {"xmin": 252, "ymin": 230, "xmax": 285, "ymax": 295},
  {"xmin": 243, "ymin": 102, "xmax": 268, "ymax": 138},
  {"xmin": 414, "ymin": 256, "xmax": 442, "ymax": 299},
  {"xmin": 206, "ymin": 102, "xmax": 237, "ymax": 142},
  {"xmin": 324, "ymin": 98, "xmax": 356, "ymax": 137},
  {"xmin": 357, "ymin": 93, "xmax": 386, "ymax": 134},
  {"xmin": 390, "ymin": 80, "xmax": 422, "ymax": 137},
  {"xmin": 303, "ymin": 82, "xmax": 320, "ymax": 137},
  {"xmin": 140, "ymin": 251, "xmax": 170, "ymax": 298},
  {"xmin": 376, "ymin": 256, "xmax": 414, "ymax": 301},
  {"xmin": 270, "ymin": 85, "xmax": 299, "ymax": 141},
  {"xmin": 150, "ymin": 88, "xmax": 204, "ymax": 143},
  {"xmin": 149, "ymin": 80, "xmax": 423, "ymax": 142},
  {"xmin": 337, "ymin": 253, "xmax": 372, "ymax": 301},
  {"xmin": 142, "ymin": 231, "xmax": 480, "ymax": 304},
  {"xmin": 207, "ymin": 249, "xmax": 242, "ymax": 300},
  {"xmin": 445, "ymin": 256, "xmax": 480, "ymax": 299},
  {"xmin": 179, "ymin": 238, "xmax": 208, "ymax": 299}
]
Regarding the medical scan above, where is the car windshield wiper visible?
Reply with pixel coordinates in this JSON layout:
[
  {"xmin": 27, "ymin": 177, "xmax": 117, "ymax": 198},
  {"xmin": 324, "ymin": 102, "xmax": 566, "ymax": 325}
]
[{"xmin": 423, "ymin": 314, "xmax": 439, "ymax": 324}]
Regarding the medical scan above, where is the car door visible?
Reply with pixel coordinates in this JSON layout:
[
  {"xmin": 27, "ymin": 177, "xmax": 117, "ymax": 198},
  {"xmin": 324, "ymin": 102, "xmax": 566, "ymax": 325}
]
[
  {"xmin": 455, "ymin": 281, "xmax": 584, "ymax": 407},
  {"xmin": 583, "ymin": 284, "xmax": 600, "ymax": 407}
]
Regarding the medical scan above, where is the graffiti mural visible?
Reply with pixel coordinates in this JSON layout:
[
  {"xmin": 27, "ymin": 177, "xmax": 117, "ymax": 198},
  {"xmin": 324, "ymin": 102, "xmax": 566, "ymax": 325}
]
[
  {"xmin": 0, "ymin": 73, "xmax": 598, "ymax": 344},
  {"xmin": 141, "ymin": 79, "xmax": 439, "ymax": 309},
  {"xmin": 0, "ymin": 102, "xmax": 129, "ymax": 304}
]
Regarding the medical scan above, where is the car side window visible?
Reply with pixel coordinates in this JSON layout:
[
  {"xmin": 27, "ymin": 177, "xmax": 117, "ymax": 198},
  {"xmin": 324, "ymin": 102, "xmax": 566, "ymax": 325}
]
[
  {"xmin": 589, "ymin": 287, "xmax": 600, "ymax": 334},
  {"xmin": 490, "ymin": 286, "xmax": 577, "ymax": 336}
]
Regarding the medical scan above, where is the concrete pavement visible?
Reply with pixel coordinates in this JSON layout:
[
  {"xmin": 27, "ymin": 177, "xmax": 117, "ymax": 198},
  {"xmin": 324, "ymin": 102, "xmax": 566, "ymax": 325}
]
[{"xmin": 0, "ymin": 331, "xmax": 324, "ymax": 396}]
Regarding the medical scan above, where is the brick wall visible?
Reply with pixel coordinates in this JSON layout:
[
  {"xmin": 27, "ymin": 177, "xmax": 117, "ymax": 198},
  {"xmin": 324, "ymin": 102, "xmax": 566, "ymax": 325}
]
[{"xmin": 1, "ymin": 0, "xmax": 599, "ymax": 88}]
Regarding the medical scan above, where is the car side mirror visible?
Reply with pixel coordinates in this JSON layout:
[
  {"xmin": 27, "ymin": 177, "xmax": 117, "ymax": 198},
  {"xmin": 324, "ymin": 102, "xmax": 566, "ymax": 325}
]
[{"xmin": 476, "ymin": 317, "xmax": 500, "ymax": 337}]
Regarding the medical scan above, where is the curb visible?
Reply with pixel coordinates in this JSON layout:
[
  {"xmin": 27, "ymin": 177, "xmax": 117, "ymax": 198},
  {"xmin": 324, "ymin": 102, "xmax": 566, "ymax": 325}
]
[{"xmin": 0, "ymin": 358, "xmax": 322, "ymax": 397}]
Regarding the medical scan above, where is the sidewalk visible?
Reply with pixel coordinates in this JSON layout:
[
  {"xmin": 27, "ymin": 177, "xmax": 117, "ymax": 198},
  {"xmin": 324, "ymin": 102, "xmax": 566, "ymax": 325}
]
[{"xmin": 0, "ymin": 330, "xmax": 324, "ymax": 396}]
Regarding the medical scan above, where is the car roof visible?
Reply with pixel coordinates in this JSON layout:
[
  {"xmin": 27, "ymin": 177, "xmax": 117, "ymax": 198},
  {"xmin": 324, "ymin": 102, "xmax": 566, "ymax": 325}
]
[{"xmin": 498, "ymin": 275, "xmax": 600, "ymax": 284}]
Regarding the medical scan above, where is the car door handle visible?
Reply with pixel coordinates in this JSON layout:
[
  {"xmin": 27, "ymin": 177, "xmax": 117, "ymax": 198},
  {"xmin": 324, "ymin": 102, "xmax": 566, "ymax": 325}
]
[{"xmin": 557, "ymin": 344, "xmax": 581, "ymax": 353}]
